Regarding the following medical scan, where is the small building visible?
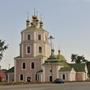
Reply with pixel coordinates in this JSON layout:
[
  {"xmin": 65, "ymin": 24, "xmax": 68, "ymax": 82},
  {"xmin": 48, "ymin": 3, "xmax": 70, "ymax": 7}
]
[
  {"xmin": 43, "ymin": 49, "xmax": 68, "ymax": 82},
  {"xmin": 7, "ymin": 67, "xmax": 14, "ymax": 83},
  {"xmin": 0, "ymin": 69, "xmax": 7, "ymax": 82},
  {"xmin": 59, "ymin": 63, "xmax": 88, "ymax": 81}
]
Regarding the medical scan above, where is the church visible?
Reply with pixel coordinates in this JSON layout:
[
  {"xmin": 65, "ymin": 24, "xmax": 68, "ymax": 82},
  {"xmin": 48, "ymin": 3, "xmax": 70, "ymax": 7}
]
[{"xmin": 14, "ymin": 13, "xmax": 88, "ymax": 82}]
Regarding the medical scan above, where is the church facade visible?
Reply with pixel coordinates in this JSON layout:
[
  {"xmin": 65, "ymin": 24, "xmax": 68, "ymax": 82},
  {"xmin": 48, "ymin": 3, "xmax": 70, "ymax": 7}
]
[{"xmin": 14, "ymin": 14, "xmax": 88, "ymax": 82}]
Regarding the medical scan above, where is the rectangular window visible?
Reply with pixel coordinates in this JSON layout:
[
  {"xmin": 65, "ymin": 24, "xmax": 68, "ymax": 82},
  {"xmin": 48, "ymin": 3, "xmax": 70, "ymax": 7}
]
[
  {"xmin": 63, "ymin": 74, "xmax": 65, "ymax": 80},
  {"xmin": 31, "ymin": 62, "xmax": 34, "ymax": 69},
  {"xmin": 39, "ymin": 46, "xmax": 42, "ymax": 53},
  {"xmin": 22, "ymin": 63, "xmax": 26, "ymax": 69},
  {"xmin": 27, "ymin": 46, "xmax": 30, "ymax": 53},
  {"xmin": 20, "ymin": 74, "xmax": 23, "ymax": 80},
  {"xmin": 27, "ymin": 34, "xmax": 31, "ymax": 40},
  {"xmin": 38, "ymin": 34, "xmax": 41, "ymax": 40}
]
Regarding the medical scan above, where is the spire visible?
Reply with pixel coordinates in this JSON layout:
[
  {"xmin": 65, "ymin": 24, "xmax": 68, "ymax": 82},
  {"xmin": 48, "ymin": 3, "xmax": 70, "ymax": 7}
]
[
  {"xmin": 48, "ymin": 49, "xmax": 56, "ymax": 59},
  {"xmin": 34, "ymin": 8, "xmax": 36, "ymax": 16},
  {"xmin": 32, "ymin": 8, "xmax": 37, "ymax": 20},
  {"xmin": 49, "ymin": 35, "xmax": 54, "ymax": 49},
  {"xmin": 58, "ymin": 50, "xmax": 61, "ymax": 55},
  {"xmin": 26, "ymin": 12, "xmax": 30, "ymax": 28},
  {"xmin": 51, "ymin": 49, "xmax": 55, "ymax": 56},
  {"xmin": 40, "ymin": 16, "xmax": 43, "ymax": 28},
  {"xmin": 57, "ymin": 50, "xmax": 61, "ymax": 59},
  {"xmin": 30, "ymin": 8, "xmax": 39, "ymax": 28}
]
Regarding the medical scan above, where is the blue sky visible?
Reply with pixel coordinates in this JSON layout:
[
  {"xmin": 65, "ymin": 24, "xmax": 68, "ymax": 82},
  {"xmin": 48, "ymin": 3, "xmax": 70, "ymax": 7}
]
[{"xmin": 0, "ymin": 0, "xmax": 90, "ymax": 69}]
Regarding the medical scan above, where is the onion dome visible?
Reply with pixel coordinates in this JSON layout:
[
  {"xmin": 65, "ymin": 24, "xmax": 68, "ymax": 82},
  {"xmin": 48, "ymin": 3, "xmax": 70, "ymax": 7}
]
[
  {"xmin": 32, "ymin": 16, "xmax": 37, "ymax": 20},
  {"xmin": 26, "ymin": 19, "xmax": 30, "ymax": 28},
  {"xmin": 57, "ymin": 50, "xmax": 66, "ymax": 62}
]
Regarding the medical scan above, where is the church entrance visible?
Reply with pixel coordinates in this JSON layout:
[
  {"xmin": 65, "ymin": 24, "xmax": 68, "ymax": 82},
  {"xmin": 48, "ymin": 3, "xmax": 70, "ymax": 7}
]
[
  {"xmin": 49, "ymin": 76, "xmax": 52, "ymax": 82},
  {"xmin": 27, "ymin": 77, "xmax": 31, "ymax": 82}
]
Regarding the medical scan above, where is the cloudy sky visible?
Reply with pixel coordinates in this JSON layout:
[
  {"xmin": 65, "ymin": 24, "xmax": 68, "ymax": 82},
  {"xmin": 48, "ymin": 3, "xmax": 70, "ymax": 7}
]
[{"xmin": 0, "ymin": 0, "xmax": 90, "ymax": 69}]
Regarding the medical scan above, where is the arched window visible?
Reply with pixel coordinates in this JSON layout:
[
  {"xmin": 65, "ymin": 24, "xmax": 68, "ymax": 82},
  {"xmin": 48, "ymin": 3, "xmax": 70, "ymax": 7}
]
[
  {"xmin": 31, "ymin": 62, "xmax": 34, "ymax": 69},
  {"xmin": 38, "ymin": 34, "xmax": 41, "ymax": 40},
  {"xmin": 20, "ymin": 74, "xmax": 23, "ymax": 80},
  {"xmin": 27, "ymin": 46, "xmax": 30, "ymax": 53},
  {"xmin": 39, "ymin": 46, "xmax": 42, "ymax": 53},
  {"xmin": 27, "ymin": 34, "xmax": 31, "ymax": 40},
  {"xmin": 22, "ymin": 63, "xmax": 26, "ymax": 69}
]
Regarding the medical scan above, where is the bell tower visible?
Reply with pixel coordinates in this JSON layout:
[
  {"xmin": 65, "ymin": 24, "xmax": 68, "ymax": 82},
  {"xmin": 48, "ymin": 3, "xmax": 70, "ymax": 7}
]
[
  {"xmin": 15, "ymin": 12, "xmax": 51, "ymax": 82},
  {"xmin": 20, "ymin": 14, "xmax": 51, "ymax": 58}
]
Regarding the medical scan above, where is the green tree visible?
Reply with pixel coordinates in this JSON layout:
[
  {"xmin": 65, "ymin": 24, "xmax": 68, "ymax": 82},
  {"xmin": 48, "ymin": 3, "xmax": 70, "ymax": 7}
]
[
  {"xmin": 0, "ymin": 40, "xmax": 8, "ymax": 60},
  {"xmin": 71, "ymin": 54, "xmax": 88, "ymax": 63}
]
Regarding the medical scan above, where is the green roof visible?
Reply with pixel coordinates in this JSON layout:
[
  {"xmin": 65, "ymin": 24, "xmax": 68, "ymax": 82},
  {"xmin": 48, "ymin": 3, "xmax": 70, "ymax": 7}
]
[
  {"xmin": 57, "ymin": 54, "xmax": 66, "ymax": 62},
  {"xmin": 45, "ymin": 54, "xmax": 68, "ymax": 66},
  {"xmin": 60, "ymin": 63, "xmax": 86, "ymax": 72},
  {"xmin": 7, "ymin": 67, "xmax": 14, "ymax": 73},
  {"xmin": 70, "ymin": 63, "xmax": 85, "ymax": 72},
  {"xmin": 60, "ymin": 67, "xmax": 72, "ymax": 71},
  {"xmin": 44, "ymin": 49, "xmax": 69, "ymax": 67}
]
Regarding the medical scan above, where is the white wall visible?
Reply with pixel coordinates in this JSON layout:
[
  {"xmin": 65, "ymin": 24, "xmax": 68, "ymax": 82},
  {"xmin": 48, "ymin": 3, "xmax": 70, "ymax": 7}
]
[{"xmin": 69, "ymin": 68, "xmax": 76, "ymax": 81}]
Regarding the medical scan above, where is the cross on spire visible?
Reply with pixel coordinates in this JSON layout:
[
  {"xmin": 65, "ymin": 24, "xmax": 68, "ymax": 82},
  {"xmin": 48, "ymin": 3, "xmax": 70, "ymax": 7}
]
[
  {"xmin": 34, "ymin": 8, "xmax": 36, "ymax": 16},
  {"xmin": 49, "ymin": 35, "xmax": 54, "ymax": 49}
]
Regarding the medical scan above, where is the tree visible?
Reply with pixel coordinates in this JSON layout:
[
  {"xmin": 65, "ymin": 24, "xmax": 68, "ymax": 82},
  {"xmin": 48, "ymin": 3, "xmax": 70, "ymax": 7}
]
[
  {"xmin": 71, "ymin": 54, "xmax": 77, "ymax": 62},
  {"xmin": 0, "ymin": 40, "xmax": 8, "ymax": 60},
  {"xmin": 71, "ymin": 54, "xmax": 88, "ymax": 64}
]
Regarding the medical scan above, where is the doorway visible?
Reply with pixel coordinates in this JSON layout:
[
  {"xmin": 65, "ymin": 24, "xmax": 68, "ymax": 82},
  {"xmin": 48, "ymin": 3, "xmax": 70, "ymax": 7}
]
[
  {"xmin": 49, "ymin": 76, "xmax": 52, "ymax": 82},
  {"xmin": 27, "ymin": 77, "xmax": 31, "ymax": 82}
]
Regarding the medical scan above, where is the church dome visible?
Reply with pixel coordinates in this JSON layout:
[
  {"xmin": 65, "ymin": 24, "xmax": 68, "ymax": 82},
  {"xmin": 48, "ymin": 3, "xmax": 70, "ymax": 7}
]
[
  {"xmin": 45, "ymin": 49, "xmax": 67, "ymax": 66},
  {"xmin": 56, "ymin": 50, "xmax": 66, "ymax": 62},
  {"xmin": 57, "ymin": 54, "xmax": 66, "ymax": 61}
]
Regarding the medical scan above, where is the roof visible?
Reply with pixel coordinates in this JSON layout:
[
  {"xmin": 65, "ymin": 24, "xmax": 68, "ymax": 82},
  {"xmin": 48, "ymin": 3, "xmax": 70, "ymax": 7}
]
[
  {"xmin": 21, "ymin": 25, "xmax": 48, "ymax": 34},
  {"xmin": 36, "ymin": 70, "xmax": 43, "ymax": 73},
  {"xmin": 45, "ymin": 60, "xmax": 69, "ymax": 67},
  {"xmin": 44, "ymin": 49, "xmax": 67, "ymax": 66},
  {"xmin": 59, "ymin": 67, "xmax": 72, "ymax": 71},
  {"xmin": 60, "ymin": 63, "xmax": 86, "ymax": 72},
  {"xmin": 7, "ymin": 67, "xmax": 14, "ymax": 73},
  {"xmin": 35, "ymin": 55, "xmax": 47, "ymax": 59},
  {"xmin": 57, "ymin": 54, "xmax": 66, "ymax": 62},
  {"xmin": 70, "ymin": 63, "xmax": 85, "ymax": 72}
]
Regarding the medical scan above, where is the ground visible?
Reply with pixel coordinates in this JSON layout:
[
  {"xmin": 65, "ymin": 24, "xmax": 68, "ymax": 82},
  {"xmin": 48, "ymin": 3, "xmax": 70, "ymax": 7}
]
[{"xmin": 0, "ymin": 82, "xmax": 90, "ymax": 90}]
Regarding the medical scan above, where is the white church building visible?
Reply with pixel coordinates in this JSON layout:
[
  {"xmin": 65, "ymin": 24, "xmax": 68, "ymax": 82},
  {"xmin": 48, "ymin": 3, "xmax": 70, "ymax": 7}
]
[{"xmin": 14, "ymin": 14, "xmax": 88, "ymax": 83}]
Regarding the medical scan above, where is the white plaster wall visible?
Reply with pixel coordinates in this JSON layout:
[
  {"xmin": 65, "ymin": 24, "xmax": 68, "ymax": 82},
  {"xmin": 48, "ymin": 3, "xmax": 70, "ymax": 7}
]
[
  {"xmin": 69, "ymin": 69, "xmax": 76, "ymax": 81},
  {"xmin": 44, "ymin": 64, "xmax": 63, "ymax": 82},
  {"xmin": 44, "ymin": 64, "xmax": 51, "ymax": 82},
  {"xmin": 59, "ymin": 72, "xmax": 70, "ymax": 81}
]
